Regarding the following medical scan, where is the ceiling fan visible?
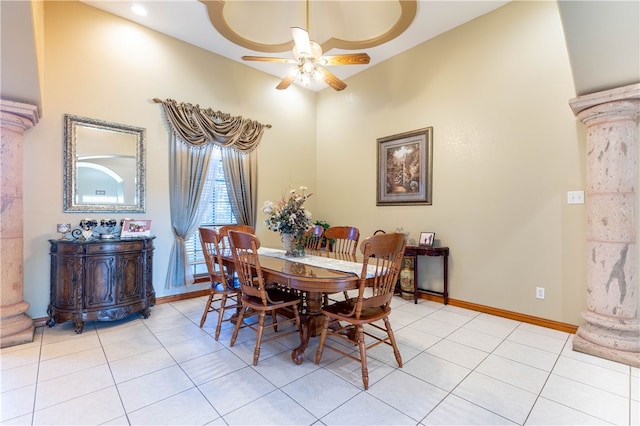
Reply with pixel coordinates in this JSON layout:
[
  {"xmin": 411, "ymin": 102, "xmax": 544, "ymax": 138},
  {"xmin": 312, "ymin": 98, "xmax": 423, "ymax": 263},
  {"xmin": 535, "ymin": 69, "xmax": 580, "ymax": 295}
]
[{"xmin": 240, "ymin": 3, "xmax": 370, "ymax": 91}]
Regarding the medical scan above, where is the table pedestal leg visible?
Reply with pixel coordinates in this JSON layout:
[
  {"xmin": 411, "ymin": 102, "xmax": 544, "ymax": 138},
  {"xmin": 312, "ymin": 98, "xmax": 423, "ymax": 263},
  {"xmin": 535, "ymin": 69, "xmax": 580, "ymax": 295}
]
[{"xmin": 291, "ymin": 291, "xmax": 323, "ymax": 364}]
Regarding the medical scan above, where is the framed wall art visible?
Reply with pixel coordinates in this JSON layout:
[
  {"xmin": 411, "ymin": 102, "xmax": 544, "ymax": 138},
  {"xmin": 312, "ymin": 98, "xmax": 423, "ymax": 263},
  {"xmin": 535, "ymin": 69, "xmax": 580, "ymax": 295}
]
[{"xmin": 377, "ymin": 127, "xmax": 433, "ymax": 206}]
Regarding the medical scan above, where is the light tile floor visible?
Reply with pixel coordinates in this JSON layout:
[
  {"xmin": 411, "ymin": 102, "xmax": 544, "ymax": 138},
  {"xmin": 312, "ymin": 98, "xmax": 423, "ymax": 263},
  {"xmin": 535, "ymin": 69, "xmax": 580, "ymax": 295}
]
[{"xmin": 1, "ymin": 296, "xmax": 638, "ymax": 425}]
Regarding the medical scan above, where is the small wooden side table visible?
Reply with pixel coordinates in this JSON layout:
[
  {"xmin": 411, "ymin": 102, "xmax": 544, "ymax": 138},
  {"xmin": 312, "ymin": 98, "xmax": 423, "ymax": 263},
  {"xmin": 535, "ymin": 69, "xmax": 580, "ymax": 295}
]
[{"xmin": 402, "ymin": 245, "xmax": 449, "ymax": 304}]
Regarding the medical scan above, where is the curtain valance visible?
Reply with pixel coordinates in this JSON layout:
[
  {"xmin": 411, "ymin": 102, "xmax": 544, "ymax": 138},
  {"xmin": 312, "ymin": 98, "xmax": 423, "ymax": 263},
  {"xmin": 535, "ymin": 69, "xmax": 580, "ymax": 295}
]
[{"xmin": 153, "ymin": 98, "xmax": 271, "ymax": 152}]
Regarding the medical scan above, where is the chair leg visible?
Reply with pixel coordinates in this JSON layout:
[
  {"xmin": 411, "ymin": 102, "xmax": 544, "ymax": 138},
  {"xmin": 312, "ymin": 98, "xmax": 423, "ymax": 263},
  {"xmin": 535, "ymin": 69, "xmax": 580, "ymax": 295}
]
[
  {"xmin": 383, "ymin": 317, "xmax": 403, "ymax": 368},
  {"xmin": 272, "ymin": 310, "xmax": 278, "ymax": 332},
  {"xmin": 199, "ymin": 292, "xmax": 215, "ymax": 328},
  {"xmin": 315, "ymin": 315, "xmax": 331, "ymax": 364},
  {"xmin": 253, "ymin": 311, "xmax": 266, "ymax": 366},
  {"xmin": 214, "ymin": 294, "xmax": 227, "ymax": 341},
  {"xmin": 230, "ymin": 304, "xmax": 247, "ymax": 347},
  {"xmin": 356, "ymin": 325, "xmax": 369, "ymax": 390}
]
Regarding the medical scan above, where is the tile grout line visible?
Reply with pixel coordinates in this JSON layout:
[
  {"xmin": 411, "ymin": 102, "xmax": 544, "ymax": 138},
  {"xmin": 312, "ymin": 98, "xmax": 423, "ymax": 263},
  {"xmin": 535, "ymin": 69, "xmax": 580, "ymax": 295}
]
[
  {"xmin": 520, "ymin": 332, "xmax": 570, "ymax": 425},
  {"xmin": 28, "ymin": 326, "xmax": 44, "ymax": 426},
  {"xmin": 93, "ymin": 320, "xmax": 133, "ymax": 426}
]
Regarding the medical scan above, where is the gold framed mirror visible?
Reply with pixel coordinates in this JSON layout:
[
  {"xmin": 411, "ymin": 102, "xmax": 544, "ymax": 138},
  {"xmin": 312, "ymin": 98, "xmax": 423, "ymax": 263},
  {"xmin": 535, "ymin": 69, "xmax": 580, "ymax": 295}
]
[{"xmin": 63, "ymin": 114, "xmax": 146, "ymax": 213}]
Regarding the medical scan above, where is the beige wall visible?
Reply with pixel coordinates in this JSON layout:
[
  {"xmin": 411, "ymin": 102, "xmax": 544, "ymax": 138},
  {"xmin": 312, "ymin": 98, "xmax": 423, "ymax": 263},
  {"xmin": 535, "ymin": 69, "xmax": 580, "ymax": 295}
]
[
  {"xmin": 23, "ymin": 1, "xmax": 586, "ymax": 325},
  {"xmin": 314, "ymin": 1, "xmax": 585, "ymax": 324}
]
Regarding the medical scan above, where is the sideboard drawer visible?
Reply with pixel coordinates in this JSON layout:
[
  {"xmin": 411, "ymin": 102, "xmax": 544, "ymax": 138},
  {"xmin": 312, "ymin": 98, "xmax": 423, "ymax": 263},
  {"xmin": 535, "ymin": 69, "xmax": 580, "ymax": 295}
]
[{"xmin": 86, "ymin": 241, "xmax": 142, "ymax": 254}]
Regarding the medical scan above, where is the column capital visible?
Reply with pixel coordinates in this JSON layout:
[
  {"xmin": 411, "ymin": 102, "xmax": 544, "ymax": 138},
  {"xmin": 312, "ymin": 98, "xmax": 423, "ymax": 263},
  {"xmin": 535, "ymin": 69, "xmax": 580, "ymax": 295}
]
[
  {"xmin": 576, "ymin": 99, "xmax": 640, "ymax": 127},
  {"xmin": 0, "ymin": 99, "xmax": 39, "ymax": 133},
  {"xmin": 569, "ymin": 83, "xmax": 640, "ymax": 117}
]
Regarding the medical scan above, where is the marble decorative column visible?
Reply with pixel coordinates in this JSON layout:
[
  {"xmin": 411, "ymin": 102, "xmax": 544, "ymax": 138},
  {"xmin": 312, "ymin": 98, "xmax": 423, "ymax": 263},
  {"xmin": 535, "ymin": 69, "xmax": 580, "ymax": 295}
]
[
  {"xmin": 569, "ymin": 83, "xmax": 639, "ymax": 367},
  {"xmin": 0, "ymin": 99, "xmax": 39, "ymax": 348}
]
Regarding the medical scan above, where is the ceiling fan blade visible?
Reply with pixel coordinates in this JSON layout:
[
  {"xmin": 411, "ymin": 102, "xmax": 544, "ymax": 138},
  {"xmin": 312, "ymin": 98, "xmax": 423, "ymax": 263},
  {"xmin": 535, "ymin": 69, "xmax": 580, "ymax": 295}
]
[
  {"xmin": 276, "ymin": 71, "xmax": 298, "ymax": 90},
  {"xmin": 322, "ymin": 53, "xmax": 371, "ymax": 66},
  {"xmin": 319, "ymin": 67, "xmax": 347, "ymax": 91},
  {"xmin": 291, "ymin": 27, "xmax": 311, "ymax": 56},
  {"xmin": 242, "ymin": 56, "xmax": 295, "ymax": 63}
]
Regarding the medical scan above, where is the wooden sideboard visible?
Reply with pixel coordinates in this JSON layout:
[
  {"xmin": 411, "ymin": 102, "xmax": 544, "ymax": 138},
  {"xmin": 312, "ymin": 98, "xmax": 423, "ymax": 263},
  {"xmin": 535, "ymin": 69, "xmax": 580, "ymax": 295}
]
[{"xmin": 47, "ymin": 237, "xmax": 155, "ymax": 333}]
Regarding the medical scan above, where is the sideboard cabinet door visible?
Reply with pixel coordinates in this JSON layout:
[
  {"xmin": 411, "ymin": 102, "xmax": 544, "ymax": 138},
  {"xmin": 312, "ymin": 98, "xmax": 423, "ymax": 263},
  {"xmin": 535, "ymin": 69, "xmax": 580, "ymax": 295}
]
[
  {"xmin": 49, "ymin": 248, "xmax": 81, "ymax": 311},
  {"xmin": 117, "ymin": 252, "xmax": 144, "ymax": 304},
  {"xmin": 48, "ymin": 237, "xmax": 155, "ymax": 333},
  {"xmin": 84, "ymin": 254, "xmax": 117, "ymax": 309}
]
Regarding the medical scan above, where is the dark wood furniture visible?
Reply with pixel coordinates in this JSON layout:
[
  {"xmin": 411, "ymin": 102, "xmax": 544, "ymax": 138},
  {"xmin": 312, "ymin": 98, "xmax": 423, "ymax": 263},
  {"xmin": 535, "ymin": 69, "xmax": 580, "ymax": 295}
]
[
  {"xmin": 402, "ymin": 245, "xmax": 450, "ymax": 304},
  {"xmin": 47, "ymin": 237, "xmax": 155, "ymax": 333}
]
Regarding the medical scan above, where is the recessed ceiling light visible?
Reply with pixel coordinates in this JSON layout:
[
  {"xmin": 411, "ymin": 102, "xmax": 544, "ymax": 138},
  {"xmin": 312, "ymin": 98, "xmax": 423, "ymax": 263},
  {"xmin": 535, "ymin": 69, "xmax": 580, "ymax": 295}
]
[{"xmin": 131, "ymin": 4, "xmax": 147, "ymax": 16}]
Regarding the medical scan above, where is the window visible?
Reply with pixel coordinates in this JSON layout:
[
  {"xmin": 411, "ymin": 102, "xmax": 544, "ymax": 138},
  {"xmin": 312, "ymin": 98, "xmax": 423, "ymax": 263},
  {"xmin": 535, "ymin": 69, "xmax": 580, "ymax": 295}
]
[{"xmin": 185, "ymin": 149, "xmax": 236, "ymax": 277}]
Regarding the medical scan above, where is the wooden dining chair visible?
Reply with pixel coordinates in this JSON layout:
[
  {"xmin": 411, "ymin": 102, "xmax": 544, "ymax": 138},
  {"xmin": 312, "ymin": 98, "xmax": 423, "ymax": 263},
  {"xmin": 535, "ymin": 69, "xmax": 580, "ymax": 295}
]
[
  {"xmin": 323, "ymin": 226, "xmax": 361, "ymax": 304},
  {"xmin": 198, "ymin": 225, "xmax": 255, "ymax": 335},
  {"xmin": 219, "ymin": 224, "xmax": 255, "ymax": 240},
  {"xmin": 315, "ymin": 232, "xmax": 407, "ymax": 390},
  {"xmin": 303, "ymin": 224, "xmax": 324, "ymax": 251},
  {"xmin": 324, "ymin": 225, "xmax": 360, "ymax": 255},
  {"xmin": 198, "ymin": 227, "xmax": 243, "ymax": 340},
  {"xmin": 227, "ymin": 230, "xmax": 303, "ymax": 365}
]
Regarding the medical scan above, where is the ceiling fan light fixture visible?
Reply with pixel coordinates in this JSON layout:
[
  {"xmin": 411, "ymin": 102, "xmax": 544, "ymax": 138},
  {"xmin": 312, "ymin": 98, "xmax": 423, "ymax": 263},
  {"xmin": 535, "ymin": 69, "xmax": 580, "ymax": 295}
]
[{"xmin": 302, "ymin": 60, "xmax": 315, "ymax": 74}]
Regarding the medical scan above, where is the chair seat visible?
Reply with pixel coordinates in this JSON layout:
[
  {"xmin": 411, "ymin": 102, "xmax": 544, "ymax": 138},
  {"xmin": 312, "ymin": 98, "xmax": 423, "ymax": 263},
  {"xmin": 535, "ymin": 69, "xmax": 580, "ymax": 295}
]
[
  {"xmin": 210, "ymin": 278, "xmax": 240, "ymax": 294},
  {"xmin": 322, "ymin": 301, "xmax": 390, "ymax": 324},
  {"xmin": 242, "ymin": 287, "xmax": 301, "ymax": 309}
]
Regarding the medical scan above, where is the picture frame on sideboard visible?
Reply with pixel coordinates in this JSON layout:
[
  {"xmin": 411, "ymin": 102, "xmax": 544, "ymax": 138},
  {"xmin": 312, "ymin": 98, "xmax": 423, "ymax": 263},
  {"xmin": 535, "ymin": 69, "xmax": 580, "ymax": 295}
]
[
  {"xmin": 121, "ymin": 219, "xmax": 152, "ymax": 238},
  {"xmin": 419, "ymin": 232, "xmax": 435, "ymax": 247}
]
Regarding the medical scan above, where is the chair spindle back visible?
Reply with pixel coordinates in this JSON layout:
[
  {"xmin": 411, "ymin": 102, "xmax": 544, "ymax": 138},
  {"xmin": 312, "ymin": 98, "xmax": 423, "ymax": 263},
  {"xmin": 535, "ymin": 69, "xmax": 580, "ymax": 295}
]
[
  {"xmin": 355, "ymin": 232, "xmax": 407, "ymax": 318},
  {"xmin": 324, "ymin": 226, "xmax": 360, "ymax": 256}
]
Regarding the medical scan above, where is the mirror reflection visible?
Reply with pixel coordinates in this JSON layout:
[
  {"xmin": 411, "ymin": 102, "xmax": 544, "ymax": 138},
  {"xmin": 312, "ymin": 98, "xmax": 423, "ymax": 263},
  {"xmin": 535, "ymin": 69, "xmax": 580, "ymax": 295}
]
[{"xmin": 64, "ymin": 114, "xmax": 146, "ymax": 213}]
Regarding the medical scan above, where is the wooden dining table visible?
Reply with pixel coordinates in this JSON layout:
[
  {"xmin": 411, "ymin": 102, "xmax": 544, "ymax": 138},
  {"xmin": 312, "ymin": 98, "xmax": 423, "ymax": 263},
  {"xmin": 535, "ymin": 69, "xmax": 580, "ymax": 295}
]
[{"xmin": 223, "ymin": 248, "xmax": 367, "ymax": 364}]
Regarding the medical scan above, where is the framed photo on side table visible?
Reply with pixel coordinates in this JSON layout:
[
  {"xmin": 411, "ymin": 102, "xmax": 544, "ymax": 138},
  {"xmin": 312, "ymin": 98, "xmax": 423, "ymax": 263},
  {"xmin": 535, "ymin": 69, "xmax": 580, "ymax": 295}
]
[
  {"xmin": 377, "ymin": 127, "xmax": 433, "ymax": 206},
  {"xmin": 121, "ymin": 219, "xmax": 152, "ymax": 238},
  {"xmin": 419, "ymin": 232, "xmax": 435, "ymax": 247}
]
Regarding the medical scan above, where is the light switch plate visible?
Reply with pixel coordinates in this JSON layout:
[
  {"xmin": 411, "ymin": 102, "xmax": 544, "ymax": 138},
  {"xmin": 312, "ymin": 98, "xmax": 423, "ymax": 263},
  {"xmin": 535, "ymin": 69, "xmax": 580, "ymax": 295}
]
[{"xmin": 567, "ymin": 190, "xmax": 584, "ymax": 204}]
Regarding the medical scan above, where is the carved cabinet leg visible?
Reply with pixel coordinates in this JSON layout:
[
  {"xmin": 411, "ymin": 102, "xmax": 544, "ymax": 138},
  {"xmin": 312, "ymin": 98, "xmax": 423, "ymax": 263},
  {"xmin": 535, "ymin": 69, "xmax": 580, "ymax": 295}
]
[
  {"xmin": 46, "ymin": 307, "xmax": 56, "ymax": 327},
  {"xmin": 74, "ymin": 317, "xmax": 84, "ymax": 334}
]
